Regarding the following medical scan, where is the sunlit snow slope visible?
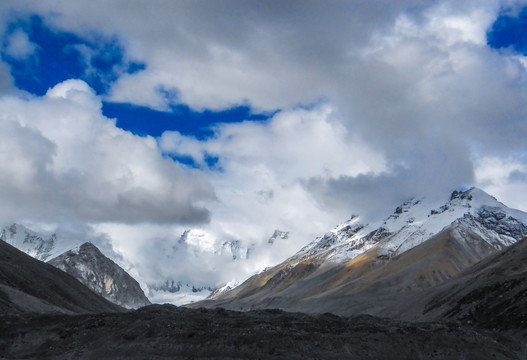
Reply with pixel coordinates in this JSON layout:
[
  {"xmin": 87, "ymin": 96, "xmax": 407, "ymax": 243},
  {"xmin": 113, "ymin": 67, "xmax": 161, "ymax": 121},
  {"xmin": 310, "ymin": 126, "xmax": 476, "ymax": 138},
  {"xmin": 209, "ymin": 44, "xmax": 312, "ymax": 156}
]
[{"xmin": 198, "ymin": 188, "xmax": 527, "ymax": 316}]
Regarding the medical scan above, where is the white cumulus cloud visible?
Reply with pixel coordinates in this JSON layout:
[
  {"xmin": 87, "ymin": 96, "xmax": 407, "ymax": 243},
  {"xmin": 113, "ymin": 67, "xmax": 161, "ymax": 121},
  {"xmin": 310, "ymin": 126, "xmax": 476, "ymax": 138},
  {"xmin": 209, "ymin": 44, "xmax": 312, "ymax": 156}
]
[{"xmin": 0, "ymin": 79, "xmax": 214, "ymax": 225}]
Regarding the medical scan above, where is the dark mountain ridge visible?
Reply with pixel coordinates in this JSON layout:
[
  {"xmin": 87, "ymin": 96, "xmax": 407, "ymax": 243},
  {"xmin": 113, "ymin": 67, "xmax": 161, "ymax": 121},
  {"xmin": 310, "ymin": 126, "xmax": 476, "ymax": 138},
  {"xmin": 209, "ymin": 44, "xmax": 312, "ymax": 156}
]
[
  {"xmin": 0, "ymin": 240, "xmax": 123, "ymax": 314},
  {"xmin": 48, "ymin": 242, "xmax": 151, "ymax": 309}
]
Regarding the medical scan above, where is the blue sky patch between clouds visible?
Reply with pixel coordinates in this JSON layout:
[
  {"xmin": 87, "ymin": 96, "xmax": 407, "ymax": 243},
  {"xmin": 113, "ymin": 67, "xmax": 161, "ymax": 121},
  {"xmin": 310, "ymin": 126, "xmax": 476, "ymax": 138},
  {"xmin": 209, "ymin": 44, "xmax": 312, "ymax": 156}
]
[
  {"xmin": 1, "ymin": 14, "xmax": 273, "ymax": 146},
  {"xmin": 487, "ymin": 7, "xmax": 527, "ymax": 54},
  {"xmin": 1, "ymin": 15, "xmax": 144, "ymax": 96}
]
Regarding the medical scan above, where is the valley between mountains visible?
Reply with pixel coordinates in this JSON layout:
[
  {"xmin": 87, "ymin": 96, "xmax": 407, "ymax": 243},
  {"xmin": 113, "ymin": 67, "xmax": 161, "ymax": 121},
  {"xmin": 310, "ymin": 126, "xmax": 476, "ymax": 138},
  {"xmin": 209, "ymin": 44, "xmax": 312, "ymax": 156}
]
[{"xmin": 1, "ymin": 187, "xmax": 526, "ymax": 358}]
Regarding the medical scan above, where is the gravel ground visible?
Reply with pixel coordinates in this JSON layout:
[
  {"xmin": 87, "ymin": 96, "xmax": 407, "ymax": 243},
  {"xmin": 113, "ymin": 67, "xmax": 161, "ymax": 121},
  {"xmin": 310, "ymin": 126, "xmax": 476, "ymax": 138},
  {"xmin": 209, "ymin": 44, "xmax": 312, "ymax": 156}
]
[{"xmin": 1, "ymin": 304, "xmax": 525, "ymax": 360}]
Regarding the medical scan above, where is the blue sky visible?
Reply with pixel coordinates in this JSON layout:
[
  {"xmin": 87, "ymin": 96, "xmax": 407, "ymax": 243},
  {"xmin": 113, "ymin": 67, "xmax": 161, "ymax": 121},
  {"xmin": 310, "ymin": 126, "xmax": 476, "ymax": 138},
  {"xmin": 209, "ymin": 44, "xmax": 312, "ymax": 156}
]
[
  {"xmin": 1, "ymin": 1, "xmax": 527, "ymax": 292},
  {"xmin": 488, "ymin": 7, "xmax": 527, "ymax": 54},
  {"xmin": 1, "ymin": 15, "xmax": 273, "ymax": 145}
]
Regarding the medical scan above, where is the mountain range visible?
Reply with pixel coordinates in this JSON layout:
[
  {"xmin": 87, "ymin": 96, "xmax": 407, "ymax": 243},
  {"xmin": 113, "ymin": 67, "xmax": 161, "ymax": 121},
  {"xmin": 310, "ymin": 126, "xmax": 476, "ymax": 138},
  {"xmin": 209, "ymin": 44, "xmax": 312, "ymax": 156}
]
[
  {"xmin": 1, "ymin": 224, "xmax": 150, "ymax": 309},
  {"xmin": 0, "ymin": 221, "xmax": 291, "ymax": 306},
  {"xmin": 196, "ymin": 188, "xmax": 527, "ymax": 322},
  {"xmin": 4, "ymin": 186, "xmax": 526, "ymax": 320},
  {"xmin": 1, "ymin": 187, "xmax": 526, "ymax": 358}
]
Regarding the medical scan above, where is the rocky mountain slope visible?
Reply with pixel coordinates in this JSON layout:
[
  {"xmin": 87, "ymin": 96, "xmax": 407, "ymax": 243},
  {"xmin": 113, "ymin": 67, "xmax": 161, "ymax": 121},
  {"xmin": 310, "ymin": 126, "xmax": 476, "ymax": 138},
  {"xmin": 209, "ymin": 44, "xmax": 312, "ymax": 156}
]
[
  {"xmin": 0, "ymin": 240, "xmax": 123, "ymax": 314},
  {"xmin": 423, "ymin": 237, "xmax": 527, "ymax": 335},
  {"xmin": 48, "ymin": 242, "xmax": 151, "ymax": 309},
  {"xmin": 196, "ymin": 188, "xmax": 527, "ymax": 316}
]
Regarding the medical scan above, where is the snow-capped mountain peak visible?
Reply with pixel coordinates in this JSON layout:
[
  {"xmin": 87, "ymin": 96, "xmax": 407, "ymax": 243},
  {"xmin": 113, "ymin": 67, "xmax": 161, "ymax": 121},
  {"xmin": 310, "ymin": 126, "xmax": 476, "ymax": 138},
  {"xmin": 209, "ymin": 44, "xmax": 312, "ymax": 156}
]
[{"xmin": 291, "ymin": 187, "xmax": 527, "ymax": 264}]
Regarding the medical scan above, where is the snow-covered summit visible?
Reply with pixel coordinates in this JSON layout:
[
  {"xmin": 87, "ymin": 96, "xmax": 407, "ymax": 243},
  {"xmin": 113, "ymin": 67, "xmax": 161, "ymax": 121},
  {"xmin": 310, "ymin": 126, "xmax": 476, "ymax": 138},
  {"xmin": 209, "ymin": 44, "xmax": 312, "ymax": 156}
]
[
  {"xmin": 178, "ymin": 229, "xmax": 251, "ymax": 260},
  {"xmin": 0, "ymin": 223, "xmax": 82, "ymax": 261},
  {"xmin": 292, "ymin": 187, "xmax": 527, "ymax": 264}
]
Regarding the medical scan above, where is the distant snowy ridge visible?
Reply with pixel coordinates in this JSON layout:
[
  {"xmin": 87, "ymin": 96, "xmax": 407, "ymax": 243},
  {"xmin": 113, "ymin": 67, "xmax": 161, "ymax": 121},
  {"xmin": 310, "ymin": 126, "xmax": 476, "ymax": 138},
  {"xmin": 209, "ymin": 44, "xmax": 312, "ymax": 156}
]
[
  {"xmin": 0, "ymin": 223, "xmax": 82, "ymax": 261},
  {"xmin": 291, "ymin": 188, "xmax": 527, "ymax": 265},
  {"xmin": 147, "ymin": 227, "xmax": 290, "ymax": 305},
  {"xmin": 147, "ymin": 280, "xmax": 214, "ymax": 305},
  {"xmin": 179, "ymin": 229, "xmax": 252, "ymax": 260},
  {"xmin": 148, "ymin": 279, "xmax": 213, "ymax": 294},
  {"xmin": 208, "ymin": 280, "xmax": 240, "ymax": 299}
]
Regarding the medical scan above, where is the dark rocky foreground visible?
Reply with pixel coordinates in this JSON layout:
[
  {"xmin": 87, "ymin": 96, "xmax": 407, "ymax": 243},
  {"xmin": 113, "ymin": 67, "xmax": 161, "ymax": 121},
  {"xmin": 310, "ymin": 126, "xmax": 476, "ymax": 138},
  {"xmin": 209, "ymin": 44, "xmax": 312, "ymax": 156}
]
[{"xmin": 1, "ymin": 304, "xmax": 525, "ymax": 360}]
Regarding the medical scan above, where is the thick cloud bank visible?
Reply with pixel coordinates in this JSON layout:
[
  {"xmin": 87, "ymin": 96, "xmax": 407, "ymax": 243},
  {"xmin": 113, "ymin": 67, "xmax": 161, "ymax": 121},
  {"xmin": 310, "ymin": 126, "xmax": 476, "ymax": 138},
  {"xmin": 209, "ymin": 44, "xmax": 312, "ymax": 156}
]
[{"xmin": 0, "ymin": 80, "xmax": 214, "ymax": 225}]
